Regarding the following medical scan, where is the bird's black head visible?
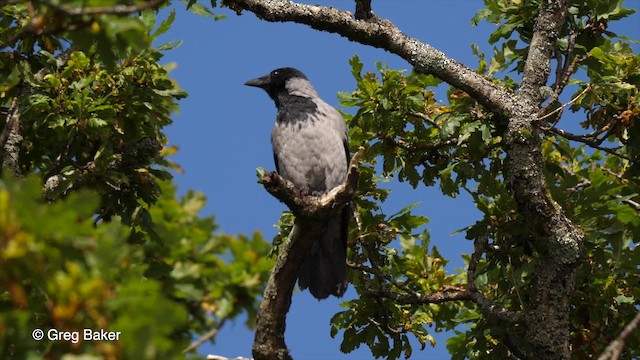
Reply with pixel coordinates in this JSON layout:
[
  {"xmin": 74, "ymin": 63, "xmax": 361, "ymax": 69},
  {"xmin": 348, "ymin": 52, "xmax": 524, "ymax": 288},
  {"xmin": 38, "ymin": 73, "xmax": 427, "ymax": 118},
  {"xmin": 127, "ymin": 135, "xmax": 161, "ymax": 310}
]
[{"xmin": 245, "ymin": 67, "xmax": 309, "ymax": 100}]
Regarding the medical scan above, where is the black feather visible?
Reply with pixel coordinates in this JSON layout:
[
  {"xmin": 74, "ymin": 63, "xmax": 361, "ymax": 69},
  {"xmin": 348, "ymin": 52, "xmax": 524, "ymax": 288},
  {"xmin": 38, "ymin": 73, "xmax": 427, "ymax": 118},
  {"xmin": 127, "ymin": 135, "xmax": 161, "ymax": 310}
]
[{"xmin": 276, "ymin": 96, "xmax": 317, "ymax": 126}]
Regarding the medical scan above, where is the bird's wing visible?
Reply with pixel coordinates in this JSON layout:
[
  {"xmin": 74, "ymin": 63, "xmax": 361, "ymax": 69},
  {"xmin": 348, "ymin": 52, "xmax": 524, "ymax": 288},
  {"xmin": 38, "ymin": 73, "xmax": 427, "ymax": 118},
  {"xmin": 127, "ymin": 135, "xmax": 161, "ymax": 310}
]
[
  {"xmin": 273, "ymin": 151, "xmax": 280, "ymax": 174},
  {"xmin": 343, "ymin": 138, "xmax": 350, "ymax": 168}
]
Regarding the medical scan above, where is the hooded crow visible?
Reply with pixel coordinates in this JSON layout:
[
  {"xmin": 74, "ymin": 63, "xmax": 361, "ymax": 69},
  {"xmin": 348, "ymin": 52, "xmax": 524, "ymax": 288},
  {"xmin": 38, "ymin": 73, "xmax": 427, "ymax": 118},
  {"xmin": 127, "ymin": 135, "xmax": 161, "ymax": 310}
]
[{"xmin": 245, "ymin": 67, "xmax": 349, "ymax": 299}]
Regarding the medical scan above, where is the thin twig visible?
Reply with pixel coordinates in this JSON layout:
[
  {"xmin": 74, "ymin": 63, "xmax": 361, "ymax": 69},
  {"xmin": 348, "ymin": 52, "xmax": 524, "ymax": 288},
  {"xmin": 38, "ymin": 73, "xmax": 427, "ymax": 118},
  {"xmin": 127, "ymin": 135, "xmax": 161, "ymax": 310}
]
[
  {"xmin": 183, "ymin": 318, "xmax": 227, "ymax": 354},
  {"xmin": 348, "ymin": 262, "xmax": 426, "ymax": 299},
  {"xmin": 467, "ymin": 236, "xmax": 488, "ymax": 291},
  {"xmin": 568, "ymin": 178, "xmax": 592, "ymax": 194},
  {"xmin": 614, "ymin": 195, "xmax": 640, "ymax": 213},
  {"xmin": 543, "ymin": 126, "xmax": 634, "ymax": 162},
  {"xmin": 538, "ymin": 84, "xmax": 591, "ymax": 122},
  {"xmin": 350, "ymin": 234, "xmax": 524, "ymax": 324},
  {"xmin": 550, "ymin": 31, "xmax": 578, "ymax": 94},
  {"xmin": 553, "ymin": 49, "xmax": 563, "ymax": 92},
  {"xmin": 597, "ymin": 312, "xmax": 640, "ymax": 360},
  {"xmin": 409, "ymin": 111, "xmax": 440, "ymax": 129},
  {"xmin": 508, "ymin": 255, "xmax": 524, "ymax": 310}
]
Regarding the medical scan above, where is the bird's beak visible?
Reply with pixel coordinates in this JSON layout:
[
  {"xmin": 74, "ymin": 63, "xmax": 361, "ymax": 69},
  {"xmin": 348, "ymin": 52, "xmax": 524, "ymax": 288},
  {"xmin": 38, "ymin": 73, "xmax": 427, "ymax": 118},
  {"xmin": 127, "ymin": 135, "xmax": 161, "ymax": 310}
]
[{"xmin": 244, "ymin": 74, "xmax": 270, "ymax": 88}]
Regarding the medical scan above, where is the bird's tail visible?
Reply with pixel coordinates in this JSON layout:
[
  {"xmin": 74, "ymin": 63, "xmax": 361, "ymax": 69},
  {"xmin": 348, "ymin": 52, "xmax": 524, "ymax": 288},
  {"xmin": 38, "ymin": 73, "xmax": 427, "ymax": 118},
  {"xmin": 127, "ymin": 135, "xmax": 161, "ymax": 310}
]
[{"xmin": 298, "ymin": 205, "xmax": 350, "ymax": 299}]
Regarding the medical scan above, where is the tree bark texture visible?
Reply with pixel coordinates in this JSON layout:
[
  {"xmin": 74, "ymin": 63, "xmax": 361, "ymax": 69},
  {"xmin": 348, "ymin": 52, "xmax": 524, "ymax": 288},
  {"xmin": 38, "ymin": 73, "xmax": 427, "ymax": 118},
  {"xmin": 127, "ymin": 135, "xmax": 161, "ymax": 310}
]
[
  {"xmin": 254, "ymin": 150, "xmax": 362, "ymax": 360},
  {"xmin": 0, "ymin": 96, "xmax": 23, "ymax": 177},
  {"xmin": 226, "ymin": 1, "xmax": 586, "ymax": 359}
]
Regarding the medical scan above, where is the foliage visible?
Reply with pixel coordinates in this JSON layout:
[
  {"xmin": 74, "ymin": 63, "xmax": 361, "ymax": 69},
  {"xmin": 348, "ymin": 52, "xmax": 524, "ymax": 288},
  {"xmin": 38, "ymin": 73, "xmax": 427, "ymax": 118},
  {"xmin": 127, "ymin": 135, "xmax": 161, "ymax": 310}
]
[
  {"xmin": 3, "ymin": 0, "xmax": 639, "ymax": 359},
  {"xmin": 0, "ymin": 175, "xmax": 273, "ymax": 359},
  {"xmin": 315, "ymin": 0, "xmax": 640, "ymax": 357},
  {"xmin": 328, "ymin": 55, "xmax": 511, "ymax": 359},
  {"xmin": 1, "ymin": 1, "xmax": 271, "ymax": 359},
  {"xmin": 0, "ymin": 175, "xmax": 189, "ymax": 359}
]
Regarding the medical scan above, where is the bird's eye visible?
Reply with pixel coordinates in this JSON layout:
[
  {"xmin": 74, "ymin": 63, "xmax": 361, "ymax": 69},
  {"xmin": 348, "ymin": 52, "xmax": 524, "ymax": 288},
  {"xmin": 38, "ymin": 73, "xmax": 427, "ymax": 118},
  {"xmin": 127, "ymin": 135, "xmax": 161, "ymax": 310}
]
[{"xmin": 272, "ymin": 70, "xmax": 279, "ymax": 76}]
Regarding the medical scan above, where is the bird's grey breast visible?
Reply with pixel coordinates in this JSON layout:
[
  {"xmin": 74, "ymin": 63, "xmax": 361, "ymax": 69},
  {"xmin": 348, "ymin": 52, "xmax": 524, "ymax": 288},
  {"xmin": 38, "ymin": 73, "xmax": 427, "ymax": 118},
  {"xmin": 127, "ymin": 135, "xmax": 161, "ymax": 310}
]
[{"xmin": 271, "ymin": 98, "xmax": 347, "ymax": 196}]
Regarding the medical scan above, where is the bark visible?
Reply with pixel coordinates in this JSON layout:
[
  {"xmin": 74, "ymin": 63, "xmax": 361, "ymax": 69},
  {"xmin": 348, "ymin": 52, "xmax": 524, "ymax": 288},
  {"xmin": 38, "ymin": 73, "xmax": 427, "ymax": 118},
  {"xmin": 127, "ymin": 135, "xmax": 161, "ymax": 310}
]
[
  {"xmin": 510, "ymin": 2, "xmax": 584, "ymax": 358},
  {"xmin": 598, "ymin": 312, "xmax": 640, "ymax": 360},
  {"xmin": 0, "ymin": 96, "xmax": 23, "ymax": 177},
  {"xmin": 222, "ymin": 0, "xmax": 519, "ymax": 116},
  {"xmin": 253, "ymin": 149, "xmax": 362, "ymax": 360},
  {"xmin": 225, "ymin": 1, "xmax": 585, "ymax": 359}
]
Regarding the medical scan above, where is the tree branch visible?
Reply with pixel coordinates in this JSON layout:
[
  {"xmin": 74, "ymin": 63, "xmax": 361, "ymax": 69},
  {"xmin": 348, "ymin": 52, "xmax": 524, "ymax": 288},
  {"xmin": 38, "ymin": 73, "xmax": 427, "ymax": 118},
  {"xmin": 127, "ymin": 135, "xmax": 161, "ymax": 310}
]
[
  {"xmin": 519, "ymin": 1, "xmax": 567, "ymax": 104},
  {"xmin": 261, "ymin": 148, "xmax": 363, "ymax": 218},
  {"xmin": 542, "ymin": 126, "xmax": 633, "ymax": 161},
  {"xmin": 614, "ymin": 195, "xmax": 640, "ymax": 213},
  {"xmin": 253, "ymin": 149, "xmax": 363, "ymax": 360},
  {"xmin": 36, "ymin": 0, "xmax": 166, "ymax": 16},
  {"xmin": 207, "ymin": 355, "xmax": 253, "ymax": 360},
  {"xmin": 0, "ymin": 95, "xmax": 23, "ymax": 176},
  {"xmin": 351, "ymin": 234, "xmax": 524, "ymax": 325},
  {"xmin": 537, "ymin": 84, "xmax": 591, "ymax": 122},
  {"xmin": 510, "ymin": 3, "xmax": 585, "ymax": 359},
  {"xmin": 184, "ymin": 318, "xmax": 228, "ymax": 354},
  {"xmin": 1, "ymin": 1, "xmax": 167, "ymax": 49},
  {"xmin": 221, "ymin": 0, "xmax": 519, "ymax": 117},
  {"xmin": 597, "ymin": 312, "xmax": 640, "ymax": 360},
  {"xmin": 466, "ymin": 236, "xmax": 524, "ymax": 324}
]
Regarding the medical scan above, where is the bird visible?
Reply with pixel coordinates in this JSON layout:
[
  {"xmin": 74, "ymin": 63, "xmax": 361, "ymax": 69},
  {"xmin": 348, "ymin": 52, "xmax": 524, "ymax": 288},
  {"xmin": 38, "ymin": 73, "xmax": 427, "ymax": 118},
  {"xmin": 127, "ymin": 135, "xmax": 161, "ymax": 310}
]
[{"xmin": 245, "ymin": 67, "xmax": 350, "ymax": 299}]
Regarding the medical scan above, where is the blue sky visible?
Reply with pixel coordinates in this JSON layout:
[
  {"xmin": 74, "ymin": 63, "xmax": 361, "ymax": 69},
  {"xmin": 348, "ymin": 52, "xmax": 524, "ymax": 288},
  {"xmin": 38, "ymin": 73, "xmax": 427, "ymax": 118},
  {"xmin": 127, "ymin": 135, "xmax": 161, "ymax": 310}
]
[{"xmin": 155, "ymin": 1, "xmax": 640, "ymax": 359}]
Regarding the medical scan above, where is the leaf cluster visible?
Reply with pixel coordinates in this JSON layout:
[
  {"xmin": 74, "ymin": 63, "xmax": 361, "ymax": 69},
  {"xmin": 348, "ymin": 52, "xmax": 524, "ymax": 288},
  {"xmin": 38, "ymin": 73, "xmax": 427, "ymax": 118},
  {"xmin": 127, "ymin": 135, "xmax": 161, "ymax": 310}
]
[
  {"xmin": 0, "ymin": 175, "xmax": 189, "ymax": 359},
  {"xmin": 325, "ymin": 56, "xmax": 507, "ymax": 359},
  {"xmin": 1, "ymin": 4, "xmax": 273, "ymax": 358},
  {"xmin": 323, "ymin": 1, "xmax": 640, "ymax": 353}
]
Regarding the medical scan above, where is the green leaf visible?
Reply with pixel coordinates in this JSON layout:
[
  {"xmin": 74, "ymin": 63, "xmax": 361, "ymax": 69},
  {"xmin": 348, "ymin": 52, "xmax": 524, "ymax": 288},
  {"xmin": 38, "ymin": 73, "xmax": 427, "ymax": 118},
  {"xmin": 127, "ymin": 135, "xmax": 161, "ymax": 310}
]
[
  {"xmin": 87, "ymin": 117, "xmax": 108, "ymax": 127},
  {"xmin": 181, "ymin": 0, "xmax": 223, "ymax": 19},
  {"xmin": 139, "ymin": 9, "xmax": 156, "ymax": 32},
  {"xmin": 152, "ymin": 9, "xmax": 176, "ymax": 39},
  {"xmin": 349, "ymin": 55, "xmax": 363, "ymax": 81},
  {"xmin": 256, "ymin": 167, "xmax": 269, "ymax": 182},
  {"xmin": 614, "ymin": 295, "xmax": 635, "ymax": 304}
]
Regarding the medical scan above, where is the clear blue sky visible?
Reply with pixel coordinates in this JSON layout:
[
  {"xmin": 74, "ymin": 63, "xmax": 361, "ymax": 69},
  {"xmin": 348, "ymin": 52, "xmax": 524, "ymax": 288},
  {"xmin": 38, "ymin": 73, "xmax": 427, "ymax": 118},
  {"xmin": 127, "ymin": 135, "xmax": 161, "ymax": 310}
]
[{"xmin": 155, "ymin": 1, "xmax": 640, "ymax": 359}]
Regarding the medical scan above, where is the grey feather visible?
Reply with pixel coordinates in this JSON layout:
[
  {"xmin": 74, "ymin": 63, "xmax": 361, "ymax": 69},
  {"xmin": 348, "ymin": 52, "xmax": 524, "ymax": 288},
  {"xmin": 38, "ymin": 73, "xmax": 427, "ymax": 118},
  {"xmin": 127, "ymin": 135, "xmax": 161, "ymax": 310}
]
[{"xmin": 246, "ymin": 68, "xmax": 349, "ymax": 299}]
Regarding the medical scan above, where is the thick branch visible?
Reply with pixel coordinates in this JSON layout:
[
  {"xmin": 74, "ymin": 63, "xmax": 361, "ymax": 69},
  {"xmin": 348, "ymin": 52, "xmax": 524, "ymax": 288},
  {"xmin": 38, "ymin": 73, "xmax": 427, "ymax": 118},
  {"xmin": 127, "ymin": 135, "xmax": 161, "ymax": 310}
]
[
  {"xmin": 508, "ymin": 0, "xmax": 583, "ymax": 269},
  {"xmin": 511, "ymin": 2, "xmax": 584, "ymax": 360},
  {"xmin": 222, "ymin": 0, "xmax": 519, "ymax": 117},
  {"xmin": 253, "ymin": 149, "xmax": 363, "ymax": 360},
  {"xmin": 1, "ymin": 96, "xmax": 23, "ymax": 176},
  {"xmin": 520, "ymin": 1, "xmax": 567, "ymax": 104}
]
